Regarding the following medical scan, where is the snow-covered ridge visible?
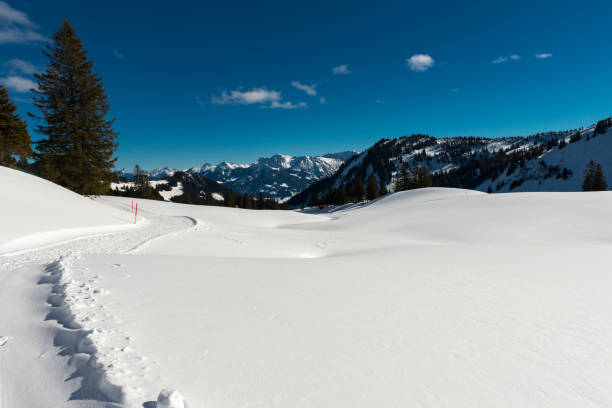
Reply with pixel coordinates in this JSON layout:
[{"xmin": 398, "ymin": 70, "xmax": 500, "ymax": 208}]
[{"xmin": 290, "ymin": 119, "xmax": 612, "ymax": 206}]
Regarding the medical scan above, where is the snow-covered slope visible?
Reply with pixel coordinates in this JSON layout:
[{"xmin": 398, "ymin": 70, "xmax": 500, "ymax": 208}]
[
  {"xmin": 290, "ymin": 118, "xmax": 612, "ymax": 206},
  {"xmin": 0, "ymin": 166, "xmax": 134, "ymax": 255},
  {"xmin": 477, "ymin": 125, "xmax": 612, "ymax": 192},
  {"xmin": 3, "ymin": 180, "xmax": 612, "ymax": 408}
]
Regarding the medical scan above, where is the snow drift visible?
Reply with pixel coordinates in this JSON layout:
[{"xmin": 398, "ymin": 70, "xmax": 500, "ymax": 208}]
[{"xmin": 0, "ymin": 166, "xmax": 135, "ymax": 255}]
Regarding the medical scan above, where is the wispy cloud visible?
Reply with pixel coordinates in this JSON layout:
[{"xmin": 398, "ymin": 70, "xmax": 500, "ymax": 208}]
[
  {"xmin": 211, "ymin": 87, "xmax": 282, "ymax": 105},
  {"xmin": 269, "ymin": 101, "xmax": 307, "ymax": 110},
  {"xmin": 452, "ymin": 88, "xmax": 460, "ymax": 93},
  {"xmin": 0, "ymin": 75, "xmax": 38, "ymax": 92},
  {"xmin": 319, "ymin": 97, "xmax": 326, "ymax": 104},
  {"xmin": 0, "ymin": 1, "xmax": 35, "ymax": 27},
  {"xmin": 291, "ymin": 81, "xmax": 317, "ymax": 96},
  {"xmin": 0, "ymin": 27, "xmax": 47, "ymax": 44},
  {"xmin": 535, "ymin": 53, "xmax": 552, "ymax": 59},
  {"xmin": 211, "ymin": 87, "xmax": 306, "ymax": 109},
  {"xmin": 4, "ymin": 58, "xmax": 38, "ymax": 74},
  {"xmin": 113, "ymin": 49, "xmax": 125, "ymax": 60},
  {"xmin": 375, "ymin": 99, "xmax": 384, "ymax": 104},
  {"xmin": 406, "ymin": 54, "xmax": 435, "ymax": 72},
  {"xmin": 492, "ymin": 54, "xmax": 520, "ymax": 64},
  {"xmin": 0, "ymin": 1, "xmax": 47, "ymax": 44},
  {"xmin": 332, "ymin": 64, "xmax": 351, "ymax": 75}
]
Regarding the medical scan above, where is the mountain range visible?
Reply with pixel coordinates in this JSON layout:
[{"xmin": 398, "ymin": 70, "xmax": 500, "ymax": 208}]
[
  {"xmin": 117, "ymin": 117, "xmax": 612, "ymax": 206},
  {"xmin": 122, "ymin": 151, "xmax": 357, "ymax": 202},
  {"xmin": 288, "ymin": 117, "xmax": 612, "ymax": 206}
]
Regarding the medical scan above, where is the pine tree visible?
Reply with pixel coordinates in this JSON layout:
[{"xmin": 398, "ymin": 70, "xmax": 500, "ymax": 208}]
[
  {"xmin": 133, "ymin": 164, "xmax": 149, "ymax": 190},
  {"xmin": 32, "ymin": 20, "xmax": 118, "ymax": 195},
  {"xmin": 379, "ymin": 180, "xmax": 388, "ymax": 196},
  {"xmin": 366, "ymin": 173, "xmax": 379, "ymax": 201},
  {"xmin": 583, "ymin": 160, "xmax": 607, "ymax": 191},
  {"xmin": 0, "ymin": 85, "xmax": 32, "ymax": 166},
  {"xmin": 223, "ymin": 189, "xmax": 236, "ymax": 207},
  {"xmin": 335, "ymin": 184, "xmax": 347, "ymax": 205},
  {"xmin": 415, "ymin": 165, "xmax": 432, "ymax": 188},
  {"xmin": 594, "ymin": 118, "xmax": 611, "ymax": 135},
  {"xmin": 395, "ymin": 164, "xmax": 408, "ymax": 192},
  {"xmin": 592, "ymin": 163, "xmax": 608, "ymax": 191},
  {"xmin": 351, "ymin": 176, "xmax": 365, "ymax": 202}
]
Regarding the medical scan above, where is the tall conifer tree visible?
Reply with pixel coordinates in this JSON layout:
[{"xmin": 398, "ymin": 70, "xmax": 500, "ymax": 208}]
[
  {"xmin": 32, "ymin": 20, "xmax": 118, "ymax": 195},
  {"xmin": 366, "ymin": 173, "xmax": 379, "ymax": 200},
  {"xmin": 0, "ymin": 85, "xmax": 32, "ymax": 166}
]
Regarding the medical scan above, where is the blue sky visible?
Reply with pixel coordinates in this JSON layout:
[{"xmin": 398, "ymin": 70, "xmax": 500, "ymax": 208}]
[{"xmin": 1, "ymin": 0, "xmax": 611, "ymax": 171}]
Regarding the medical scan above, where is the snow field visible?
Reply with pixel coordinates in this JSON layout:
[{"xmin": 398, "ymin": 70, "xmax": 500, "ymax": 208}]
[
  {"xmin": 56, "ymin": 190, "xmax": 612, "ymax": 407},
  {"xmin": 3, "ymin": 164, "xmax": 612, "ymax": 408}
]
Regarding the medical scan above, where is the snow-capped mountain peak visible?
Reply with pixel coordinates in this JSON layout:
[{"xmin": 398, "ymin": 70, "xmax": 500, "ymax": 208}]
[{"xmin": 145, "ymin": 151, "xmax": 357, "ymax": 201}]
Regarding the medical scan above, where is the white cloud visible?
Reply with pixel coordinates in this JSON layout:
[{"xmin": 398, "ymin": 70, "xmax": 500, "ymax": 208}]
[
  {"xmin": 0, "ymin": 75, "xmax": 38, "ymax": 92},
  {"xmin": 211, "ymin": 87, "xmax": 282, "ymax": 105},
  {"xmin": 0, "ymin": 27, "xmax": 47, "ymax": 44},
  {"xmin": 332, "ymin": 64, "xmax": 351, "ymax": 75},
  {"xmin": 535, "ymin": 53, "xmax": 552, "ymax": 59},
  {"xmin": 269, "ymin": 101, "xmax": 307, "ymax": 109},
  {"xmin": 0, "ymin": 1, "xmax": 35, "ymax": 27},
  {"xmin": 0, "ymin": 2, "xmax": 47, "ymax": 44},
  {"xmin": 406, "ymin": 54, "xmax": 435, "ymax": 72},
  {"xmin": 113, "ymin": 49, "xmax": 125, "ymax": 60},
  {"xmin": 291, "ymin": 81, "xmax": 317, "ymax": 96},
  {"xmin": 492, "ymin": 54, "xmax": 520, "ymax": 64},
  {"xmin": 5, "ymin": 58, "xmax": 38, "ymax": 74},
  {"xmin": 319, "ymin": 97, "xmax": 326, "ymax": 104}
]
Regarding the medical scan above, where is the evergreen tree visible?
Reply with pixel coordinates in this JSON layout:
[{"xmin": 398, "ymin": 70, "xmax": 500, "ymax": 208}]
[
  {"xmin": 379, "ymin": 180, "xmax": 388, "ymax": 196},
  {"xmin": 241, "ymin": 192, "xmax": 251, "ymax": 209},
  {"xmin": 223, "ymin": 189, "xmax": 236, "ymax": 207},
  {"xmin": 366, "ymin": 173, "xmax": 379, "ymax": 200},
  {"xmin": 395, "ymin": 164, "xmax": 408, "ymax": 192},
  {"xmin": 415, "ymin": 165, "xmax": 433, "ymax": 188},
  {"xmin": 594, "ymin": 118, "xmax": 611, "ymax": 135},
  {"xmin": 0, "ymin": 85, "xmax": 32, "ymax": 166},
  {"xmin": 335, "ymin": 184, "xmax": 347, "ymax": 205},
  {"xmin": 33, "ymin": 20, "xmax": 118, "ymax": 195},
  {"xmin": 133, "ymin": 164, "xmax": 149, "ymax": 190},
  {"xmin": 583, "ymin": 160, "xmax": 608, "ymax": 191},
  {"xmin": 592, "ymin": 163, "xmax": 608, "ymax": 191},
  {"xmin": 350, "ymin": 176, "xmax": 365, "ymax": 202}
]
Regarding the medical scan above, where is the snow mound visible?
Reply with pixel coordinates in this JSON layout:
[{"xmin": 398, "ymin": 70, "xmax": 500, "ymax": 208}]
[
  {"xmin": 157, "ymin": 389, "xmax": 186, "ymax": 408},
  {"xmin": 0, "ymin": 166, "xmax": 134, "ymax": 255}
]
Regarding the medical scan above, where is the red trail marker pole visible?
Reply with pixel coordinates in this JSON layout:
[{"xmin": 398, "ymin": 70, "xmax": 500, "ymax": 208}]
[{"xmin": 134, "ymin": 203, "xmax": 138, "ymax": 224}]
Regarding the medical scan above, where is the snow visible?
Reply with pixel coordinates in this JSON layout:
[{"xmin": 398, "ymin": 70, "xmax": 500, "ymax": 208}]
[
  {"xmin": 478, "ymin": 127, "xmax": 612, "ymax": 193},
  {"xmin": 158, "ymin": 182, "xmax": 183, "ymax": 201},
  {"xmin": 149, "ymin": 180, "xmax": 168, "ymax": 188},
  {"xmin": 3, "ymin": 165, "xmax": 612, "ymax": 408},
  {"xmin": 0, "ymin": 167, "xmax": 135, "ymax": 256}
]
